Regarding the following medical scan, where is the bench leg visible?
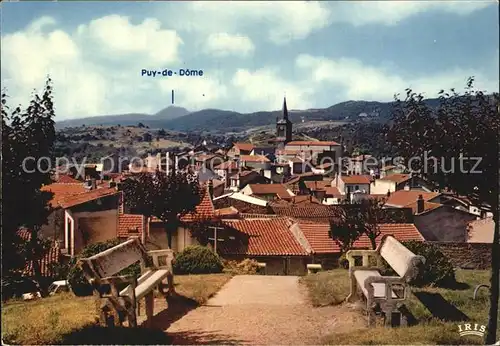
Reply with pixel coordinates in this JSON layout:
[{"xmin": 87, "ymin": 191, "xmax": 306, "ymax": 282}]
[
  {"xmin": 145, "ymin": 292, "xmax": 154, "ymax": 328},
  {"xmin": 346, "ymin": 274, "xmax": 358, "ymax": 303}
]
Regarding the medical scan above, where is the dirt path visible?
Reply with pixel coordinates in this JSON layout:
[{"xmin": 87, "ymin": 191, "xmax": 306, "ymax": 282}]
[{"xmin": 153, "ymin": 275, "xmax": 365, "ymax": 345}]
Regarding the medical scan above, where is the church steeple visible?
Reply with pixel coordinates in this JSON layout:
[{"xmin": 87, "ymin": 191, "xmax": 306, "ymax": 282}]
[
  {"xmin": 282, "ymin": 97, "xmax": 289, "ymax": 121},
  {"xmin": 275, "ymin": 96, "xmax": 293, "ymax": 147}
]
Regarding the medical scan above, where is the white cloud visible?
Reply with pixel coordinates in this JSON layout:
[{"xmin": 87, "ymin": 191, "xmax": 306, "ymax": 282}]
[
  {"xmin": 231, "ymin": 68, "xmax": 315, "ymax": 110},
  {"xmin": 204, "ymin": 33, "xmax": 255, "ymax": 57},
  {"xmin": 171, "ymin": 1, "xmax": 332, "ymax": 44},
  {"xmin": 77, "ymin": 15, "xmax": 183, "ymax": 64},
  {"xmin": 295, "ymin": 54, "xmax": 498, "ymax": 101},
  {"xmin": 330, "ymin": 1, "xmax": 493, "ymax": 27}
]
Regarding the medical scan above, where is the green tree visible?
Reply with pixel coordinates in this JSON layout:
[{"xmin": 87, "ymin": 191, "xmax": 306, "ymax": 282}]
[
  {"xmin": 122, "ymin": 170, "xmax": 201, "ymax": 248},
  {"xmin": 328, "ymin": 207, "xmax": 365, "ymax": 254},
  {"xmin": 2, "ymin": 77, "xmax": 56, "ymax": 294},
  {"xmin": 387, "ymin": 77, "xmax": 499, "ymax": 344}
]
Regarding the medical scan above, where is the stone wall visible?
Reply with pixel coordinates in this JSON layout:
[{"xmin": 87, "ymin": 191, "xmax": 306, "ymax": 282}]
[{"xmin": 430, "ymin": 242, "xmax": 492, "ymax": 269}]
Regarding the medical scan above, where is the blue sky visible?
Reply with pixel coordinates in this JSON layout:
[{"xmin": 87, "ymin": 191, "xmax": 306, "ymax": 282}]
[{"xmin": 1, "ymin": 1, "xmax": 498, "ymax": 120}]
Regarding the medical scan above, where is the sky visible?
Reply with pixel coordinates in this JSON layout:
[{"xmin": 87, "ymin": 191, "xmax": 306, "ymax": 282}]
[{"xmin": 1, "ymin": 1, "xmax": 499, "ymax": 120}]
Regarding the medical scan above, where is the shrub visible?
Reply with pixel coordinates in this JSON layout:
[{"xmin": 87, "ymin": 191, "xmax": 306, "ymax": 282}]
[
  {"xmin": 173, "ymin": 245, "xmax": 223, "ymax": 275},
  {"xmin": 222, "ymin": 258, "xmax": 259, "ymax": 275},
  {"xmin": 67, "ymin": 239, "xmax": 141, "ymax": 296},
  {"xmin": 383, "ymin": 241, "xmax": 456, "ymax": 287}
]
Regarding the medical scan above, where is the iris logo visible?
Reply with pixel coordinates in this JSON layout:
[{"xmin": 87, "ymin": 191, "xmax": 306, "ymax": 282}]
[{"xmin": 457, "ymin": 323, "xmax": 486, "ymax": 337}]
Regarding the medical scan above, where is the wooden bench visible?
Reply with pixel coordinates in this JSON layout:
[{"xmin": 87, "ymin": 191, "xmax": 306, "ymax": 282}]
[
  {"xmin": 345, "ymin": 235, "xmax": 425, "ymax": 327},
  {"xmin": 79, "ymin": 237, "xmax": 175, "ymax": 328},
  {"xmin": 307, "ymin": 263, "xmax": 322, "ymax": 274}
]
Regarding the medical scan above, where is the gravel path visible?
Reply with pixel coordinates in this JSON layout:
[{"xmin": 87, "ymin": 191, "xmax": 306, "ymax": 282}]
[{"xmin": 159, "ymin": 275, "xmax": 365, "ymax": 345}]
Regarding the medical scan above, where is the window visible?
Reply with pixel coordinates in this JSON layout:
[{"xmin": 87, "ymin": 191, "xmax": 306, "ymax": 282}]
[{"xmin": 355, "ymin": 185, "xmax": 359, "ymax": 190}]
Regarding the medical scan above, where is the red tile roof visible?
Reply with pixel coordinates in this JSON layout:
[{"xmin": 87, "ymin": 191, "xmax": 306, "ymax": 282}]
[
  {"xmin": 17, "ymin": 229, "xmax": 61, "ymax": 277},
  {"xmin": 118, "ymin": 214, "xmax": 146, "ymax": 238},
  {"xmin": 234, "ymin": 143, "xmax": 254, "ymax": 152},
  {"xmin": 240, "ymin": 155, "xmax": 270, "ymax": 163},
  {"xmin": 304, "ymin": 181, "xmax": 330, "ymax": 191},
  {"xmin": 247, "ymin": 184, "xmax": 292, "ymax": 199},
  {"xmin": 41, "ymin": 183, "xmax": 118, "ymax": 209},
  {"xmin": 385, "ymin": 190, "xmax": 441, "ymax": 207},
  {"xmin": 324, "ymin": 187, "xmax": 342, "ymax": 196},
  {"xmin": 59, "ymin": 188, "xmax": 119, "ymax": 209},
  {"xmin": 286, "ymin": 141, "xmax": 340, "ymax": 146},
  {"xmin": 379, "ymin": 174, "xmax": 412, "ymax": 184},
  {"xmin": 341, "ymin": 175, "xmax": 372, "ymax": 185},
  {"xmin": 55, "ymin": 175, "xmax": 81, "ymax": 184},
  {"xmin": 270, "ymin": 203, "xmax": 341, "ymax": 222},
  {"xmin": 219, "ymin": 217, "xmax": 307, "ymax": 256},
  {"xmin": 404, "ymin": 200, "xmax": 442, "ymax": 215},
  {"xmin": 298, "ymin": 222, "xmax": 424, "ymax": 254}
]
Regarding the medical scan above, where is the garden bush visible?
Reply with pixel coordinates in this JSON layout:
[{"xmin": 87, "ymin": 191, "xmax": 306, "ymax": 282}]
[
  {"xmin": 173, "ymin": 245, "xmax": 223, "ymax": 275},
  {"xmin": 222, "ymin": 258, "xmax": 260, "ymax": 274},
  {"xmin": 67, "ymin": 239, "xmax": 141, "ymax": 296},
  {"xmin": 382, "ymin": 241, "xmax": 456, "ymax": 287}
]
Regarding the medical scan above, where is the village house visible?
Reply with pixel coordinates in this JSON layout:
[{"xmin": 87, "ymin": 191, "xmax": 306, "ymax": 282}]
[
  {"xmin": 385, "ymin": 191, "xmax": 477, "ymax": 242},
  {"xmin": 333, "ymin": 174, "xmax": 372, "ymax": 195},
  {"xmin": 227, "ymin": 143, "xmax": 254, "ymax": 157},
  {"xmin": 347, "ymin": 154, "xmax": 378, "ymax": 175},
  {"xmin": 284, "ymin": 141, "xmax": 342, "ymax": 165},
  {"xmin": 240, "ymin": 183, "xmax": 295, "ymax": 201},
  {"xmin": 370, "ymin": 173, "xmax": 435, "ymax": 195},
  {"xmin": 39, "ymin": 179, "xmax": 121, "ymax": 257},
  {"xmin": 239, "ymin": 155, "xmax": 271, "ymax": 170},
  {"xmin": 229, "ymin": 171, "xmax": 269, "ymax": 191}
]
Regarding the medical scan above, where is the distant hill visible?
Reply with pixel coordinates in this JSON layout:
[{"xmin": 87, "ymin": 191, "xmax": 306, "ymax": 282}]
[
  {"xmin": 56, "ymin": 99, "xmax": 445, "ymax": 132},
  {"xmin": 56, "ymin": 106, "xmax": 189, "ymax": 129}
]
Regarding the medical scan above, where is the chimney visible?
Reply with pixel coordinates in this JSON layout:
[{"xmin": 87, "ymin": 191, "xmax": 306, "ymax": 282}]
[
  {"xmin": 404, "ymin": 184, "xmax": 410, "ymax": 191},
  {"xmin": 417, "ymin": 194, "xmax": 425, "ymax": 214},
  {"xmin": 387, "ymin": 190, "xmax": 391, "ymax": 197},
  {"xmin": 91, "ymin": 178, "xmax": 97, "ymax": 190}
]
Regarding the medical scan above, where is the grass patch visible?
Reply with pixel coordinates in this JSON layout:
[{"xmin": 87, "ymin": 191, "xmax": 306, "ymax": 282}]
[
  {"xmin": 300, "ymin": 269, "xmax": 351, "ymax": 306},
  {"xmin": 301, "ymin": 269, "xmax": 499, "ymax": 345},
  {"xmin": 2, "ymin": 273, "xmax": 232, "ymax": 345}
]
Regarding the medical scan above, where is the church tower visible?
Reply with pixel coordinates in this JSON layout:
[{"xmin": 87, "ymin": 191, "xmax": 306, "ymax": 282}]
[{"xmin": 276, "ymin": 97, "xmax": 293, "ymax": 147}]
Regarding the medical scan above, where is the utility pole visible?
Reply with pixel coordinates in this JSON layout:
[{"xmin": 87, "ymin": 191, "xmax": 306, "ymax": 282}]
[{"xmin": 208, "ymin": 226, "xmax": 225, "ymax": 253}]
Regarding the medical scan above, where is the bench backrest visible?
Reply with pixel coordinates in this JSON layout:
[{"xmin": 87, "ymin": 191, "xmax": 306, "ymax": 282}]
[
  {"xmin": 80, "ymin": 238, "xmax": 147, "ymax": 279},
  {"xmin": 378, "ymin": 235, "xmax": 425, "ymax": 280}
]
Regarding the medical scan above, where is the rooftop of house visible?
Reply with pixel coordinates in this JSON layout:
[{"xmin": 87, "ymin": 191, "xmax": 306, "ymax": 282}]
[
  {"xmin": 304, "ymin": 180, "xmax": 330, "ymax": 191},
  {"xmin": 378, "ymin": 173, "xmax": 412, "ymax": 184},
  {"xmin": 239, "ymin": 155, "xmax": 271, "ymax": 163},
  {"xmin": 247, "ymin": 184, "xmax": 293, "ymax": 199},
  {"xmin": 324, "ymin": 186, "xmax": 343, "ymax": 197},
  {"xmin": 298, "ymin": 222, "xmax": 424, "ymax": 254},
  {"xmin": 41, "ymin": 182, "xmax": 118, "ymax": 209},
  {"xmin": 385, "ymin": 190, "xmax": 441, "ymax": 207},
  {"xmin": 340, "ymin": 175, "xmax": 373, "ymax": 185},
  {"xmin": 269, "ymin": 202, "xmax": 341, "ymax": 222},
  {"xmin": 404, "ymin": 200, "xmax": 443, "ymax": 215},
  {"xmin": 219, "ymin": 217, "xmax": 308, "ymax": 256},
  {"xmin": 233, "ymin": 143, "xmax": 254, "ymax": 152}
]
